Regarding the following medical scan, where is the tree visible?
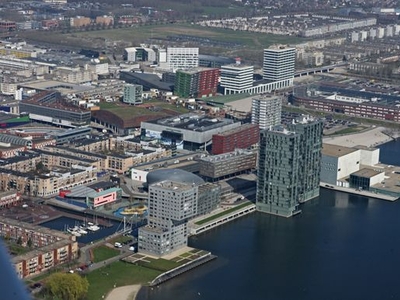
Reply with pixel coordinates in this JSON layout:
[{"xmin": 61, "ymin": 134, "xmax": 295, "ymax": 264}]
[
  {"xmin": 27, "ymin": 238, "xmax": 33, "ymax": 248},
  {"xmin": 46, "ymin": 273, "xmax": 89, "ymax": 300}
]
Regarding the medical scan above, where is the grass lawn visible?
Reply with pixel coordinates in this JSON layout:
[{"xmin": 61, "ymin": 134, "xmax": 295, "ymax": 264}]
[
  {"xmin": 92, "ymin": 246, "xmax": 120, "ymax": 263},
  {"xmin": 195, "ymin": 202, "xmax": 254, "ymax": 225},
  {"xmin": 138, "ymin": 258, "xmax": 181, "ymax": 272},
  {"xmin": 98, "ymin": 100, "xmax": 188, "ymax": 120},
  {"xmin": 180, "ymin": 252, "xmax": 192, "ymax": 258},
  {"xmin": 70, "ymin": 24, "xmax": 303, "ymax": 48},
  {"xmin": 85, "ymin": 261, "xmax": 161, "ymax": 300}
]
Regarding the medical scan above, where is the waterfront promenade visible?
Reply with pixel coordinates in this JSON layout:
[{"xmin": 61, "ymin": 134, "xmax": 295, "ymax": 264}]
[{"xmin": 320, "ymin": 183, "xmax": 398, "ymax": 201}]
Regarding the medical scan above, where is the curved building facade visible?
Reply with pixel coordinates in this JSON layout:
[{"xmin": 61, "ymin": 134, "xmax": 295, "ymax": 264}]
[{"xmin": 146, "ymin": 169, "xmax": 204, "ymax": 187}]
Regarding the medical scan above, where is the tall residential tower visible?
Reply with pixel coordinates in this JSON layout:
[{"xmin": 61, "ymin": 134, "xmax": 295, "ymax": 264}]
[
  {"xmin": 251, "ymin": 94, "xmax": 282, "ymax": 130},
  {"xmin": 256, "ymin": 115, "xmax": 323, "ymax": 217}
]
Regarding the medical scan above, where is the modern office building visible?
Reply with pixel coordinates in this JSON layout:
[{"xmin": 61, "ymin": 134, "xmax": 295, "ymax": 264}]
[
  {"xmin": 123, "ymin": 84, "xmax": 143, "ymax": 105},
  {"xmin": 256, "ymin": 115, "xmax": 323, "ymax": 217},
  {"xmin": 220, "ymin": 64, "xmax": 254, "ymax": 94},
  {"xmin": 123, "ymin": 47, "xmax": 156, "ymax": 63},
  {"xmin": 287, "ymin": 116, "xmax": 324, "ymax": 203},
  {"xmin": 251, "ymin": 94, "xmax": 282, "ymax": 130},
  {"xmin": 211, "ymin": 123, "xmax": 259, "ymax": 155},
  {"xmin": 321, "ymin": 144, "xmax": 380, "ymax": 186},
  {"xmin": 197, "ymin": 183, "xmax": 221, "ymax": 216},
  {"xmin": 174, "ymin": 68, "xmax": 219, "ymax": 98},
  {"xmin": 199, "ymin": 150, "xmax": 257, "ymax": 181},
  {"xmin": 166, "ymin": 47, "xmax": 199, "ymax": 71},
  {"xmin": 263, "ymin": 45, "xmax": 296, "ymax": 82},
  {"xmin": 257, "ymin": 126, "xmax": 301, "ymax": 217},
  {"xmin": 198, "ymin": 54, "xmax": 236, "ymax": 68},
  {"xmin": 138, "ymin": 180, "xmax": 198, "ymax": 256},
  {"xmin": 141, "ymin": 113, "xmax": 241, "ymax": 151}
]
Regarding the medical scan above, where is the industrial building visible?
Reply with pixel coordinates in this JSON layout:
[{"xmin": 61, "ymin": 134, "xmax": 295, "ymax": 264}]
[
  {"xmin": 199, "ymin": 150, "xmax": 257, "ymax": 180},
  {"xmin": 141, "ymin": 113, "xmax": 241, "ymax": 151},
  {"xmin": 174, "ymin": 67, "xmax": 219, "ymax": 98},
  {"xmin": 251, "ymin": 94, "xmax": 282, "ymax": 130},
  {"xmin": 211, "ymin": 123, "xmax": 259, "ymax": 155}
]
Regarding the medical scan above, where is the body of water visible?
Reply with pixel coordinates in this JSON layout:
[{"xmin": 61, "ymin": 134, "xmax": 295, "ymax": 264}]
[
  {"xmin": 40, "ymin": 216, "xmax": 121, "ymax": 244},
  {"xmin": 138, "ymin": 140, "xmax": 400, "ymax": 300}
]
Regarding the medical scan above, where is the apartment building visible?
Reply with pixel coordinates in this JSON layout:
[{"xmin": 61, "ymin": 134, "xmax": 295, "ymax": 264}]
[
  {"xmin": 0, "ymin": 218, "xmax": 78, "ymax": 279},
  {"xmin": 251, "ymin": 94, "xmax": 282, "ymax": 130},
  {"xmin": 199, "ymin": 150, "xmax": 257, "ymax": 180}
]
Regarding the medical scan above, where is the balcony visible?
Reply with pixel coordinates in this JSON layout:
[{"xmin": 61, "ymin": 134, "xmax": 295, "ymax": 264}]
[{"xmin": 28, "ymin": 260, "xmax": 38, "ymax": 267}]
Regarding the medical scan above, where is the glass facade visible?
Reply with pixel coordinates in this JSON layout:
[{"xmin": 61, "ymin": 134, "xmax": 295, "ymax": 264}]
[
  {"xmin": 257, "ymin": 127, "xmax": 301, "ymax": 217},
  {"xmin": 349, "ymin": 175, "xmax": 370, "ymax": 191},
  {"xmin": 256, "ymin": 117, "xmax": 323, "ymax": 217}
]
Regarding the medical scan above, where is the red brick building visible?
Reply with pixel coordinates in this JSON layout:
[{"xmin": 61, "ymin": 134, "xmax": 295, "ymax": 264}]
[
  {"xmin": 212, "ymin": 123, "xmax": 259, "ymax": 155},
  {"xmin": 198, "ymin": 68, "xmax": 219, "ymax": 98},
  {"xmin": 0, "ymin": 21, "xmax": 16, "ymax": 31},
  {"xmin": 175, "ymin": 68, "xmax": 219, "ymax": 98}
]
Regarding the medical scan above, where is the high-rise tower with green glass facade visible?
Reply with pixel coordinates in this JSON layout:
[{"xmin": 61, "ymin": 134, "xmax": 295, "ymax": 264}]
[
  {"xmin": 288, "ymin": 116, "xmax": 323, "ymax": 203},
  {"xmin": 256, "ymin": 116, "xmax": 323, "ymax": 217}
]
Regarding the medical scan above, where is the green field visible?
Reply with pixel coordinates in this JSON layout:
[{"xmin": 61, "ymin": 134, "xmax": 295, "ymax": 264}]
[
  {"xmin": 71, "ymin": 24, "xmax": 303, "ymax": 48},
  {"xmin": 92, "ymin": 246, "xmax": 120, "ymax": 263},
  {"xmin": 85, "ymin": 261, "xmax": 162, "ymax": 300},
  {"xmin": 195, "ymin": 202, "xmax": 254, "ymax": 225},
  {"xmin": 98, "ymin": 100, "xmax": 188, "ymax": 120},
  {"xmin": 19, "ymin": 23, "xmax": 304, "ymax": 57}
]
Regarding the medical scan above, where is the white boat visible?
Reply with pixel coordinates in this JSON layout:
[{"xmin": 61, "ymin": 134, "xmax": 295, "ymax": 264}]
[
  {"xmin": 87, "ymin": 224, "xmax": 100, "ymax": 231},
  {"xmin": 67, "ymin": 228, "xmax": 82, "ymax": 237},
  {"xmin": 78, "ymin": 228, "xmax": 88, "ymax": 235}
]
